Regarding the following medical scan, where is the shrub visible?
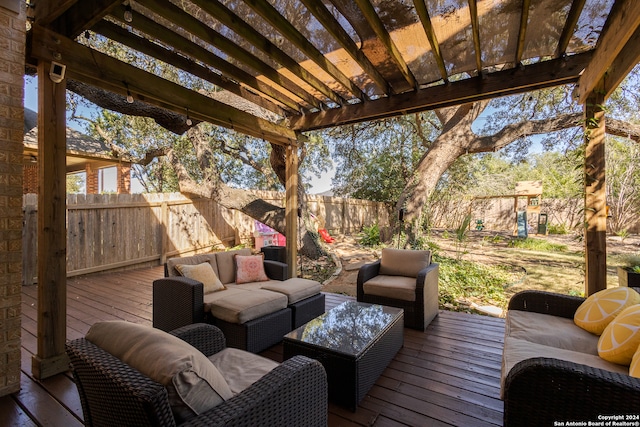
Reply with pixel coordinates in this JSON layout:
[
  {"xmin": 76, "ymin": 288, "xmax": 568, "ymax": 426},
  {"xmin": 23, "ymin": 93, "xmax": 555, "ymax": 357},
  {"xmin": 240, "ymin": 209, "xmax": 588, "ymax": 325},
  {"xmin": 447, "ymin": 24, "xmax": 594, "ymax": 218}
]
[
  {"xmin": 547, "ymin": 223, "xmax": 569, "ymax": 235},
  {"xmin": 358, "ymin": 223, "xmax": 381, "ymax": 247}
]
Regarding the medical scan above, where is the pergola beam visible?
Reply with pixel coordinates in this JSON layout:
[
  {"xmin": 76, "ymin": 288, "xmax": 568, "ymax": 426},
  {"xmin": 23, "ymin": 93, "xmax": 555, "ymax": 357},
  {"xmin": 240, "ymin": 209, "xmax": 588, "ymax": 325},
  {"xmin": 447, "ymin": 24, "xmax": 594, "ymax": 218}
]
[
  {"xmin": 189, "ymin": 0, "xmax": 346, "ymax": 107},
  {"xmin": 290, "ymin": 52, "xmax": 592, "ymax": 131},
  {"xmin": 47, "ymin": 0, "xmax": 120, "ymax": 39},
  {"xmin": 93, "ymin": 20, "xmax": 288, "ymax": 117},
  {"xmin": 33, "ymin": 0, "xmax": 78, "ymax": 26},
  {"xmin": 241, "ymin": 0, "xmax": 366, "ymax": 101},
  {"xmin": 601, "ymin": 25, "xmax": 640, "ymax": 99},
  {"xmin": 555, "ymin": 0, "xmax": 586, "ymax": 58},
  {"xmin": 301, "ymin": 0, "xmax": 391, "ymax": 94},
  {"xmin": 29, "ymin": 25, "xmax": 298, "ymax": 145},
  {"xmin": 107, "ymin": 8, "xmax": 301, "ymax": 113},
  {"xmin": 352, "ymin": 0, "xmax": 418, "ymax": 90},
  {"xmin": 576, "ymin": 0, "xmax": 640, "ymax": 102},
  {"xmin": 136, "ymin": 0, "xmax": 321, "ymax": 110},
  {"xmin": 515, "ymin": 0, "xmax": 531, "ymax": 64},
  {"xmin": 413, "ymin": 0, "xmax": 448, "ymax": 82},
  {"xmin": 468, "ymin": 0, "xmax": 483, "ymax": 73}
]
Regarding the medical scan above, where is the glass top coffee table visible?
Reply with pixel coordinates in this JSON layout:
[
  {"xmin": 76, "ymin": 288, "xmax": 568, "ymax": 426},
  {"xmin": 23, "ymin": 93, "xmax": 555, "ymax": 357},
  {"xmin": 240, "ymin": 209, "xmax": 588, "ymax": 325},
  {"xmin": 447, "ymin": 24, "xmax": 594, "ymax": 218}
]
[{"xmin": 283, "ymin": 300, "xmax": 404, "ymax": 410}]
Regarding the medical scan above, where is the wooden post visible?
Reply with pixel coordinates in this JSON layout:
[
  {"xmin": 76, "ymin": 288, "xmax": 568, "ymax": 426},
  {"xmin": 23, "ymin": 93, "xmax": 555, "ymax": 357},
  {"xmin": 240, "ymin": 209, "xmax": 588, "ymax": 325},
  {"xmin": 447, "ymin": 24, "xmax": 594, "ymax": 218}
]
[
  {"xmin": 285, "ymin": 143, "xmax": 298, "ymax": 278},
  {"xmin": 159, "ymin": 200, "xmax": 169, "ymax": 265},
  {"xmin": 32, "ymin": 60, "xmax": 69, "ymax": 379},
  {"xmin": 584, "ymin": 86, "xmax": 607, "ymax": 296}
]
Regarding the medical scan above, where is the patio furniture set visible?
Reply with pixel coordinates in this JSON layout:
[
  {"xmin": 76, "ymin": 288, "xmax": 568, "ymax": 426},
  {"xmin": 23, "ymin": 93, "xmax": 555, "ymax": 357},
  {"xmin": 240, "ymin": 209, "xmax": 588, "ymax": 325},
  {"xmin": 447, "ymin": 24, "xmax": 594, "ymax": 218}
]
[
  {"xmin": 65, "ymin": 246, "xmax": 640, "ymax": 426},
  {"xmin": 65, "ymin": 247, "xmax": 438, "ymax": 425},
  {"xmin": 502, "ymin": 287, "xmax": 640, "ymax": 426}
]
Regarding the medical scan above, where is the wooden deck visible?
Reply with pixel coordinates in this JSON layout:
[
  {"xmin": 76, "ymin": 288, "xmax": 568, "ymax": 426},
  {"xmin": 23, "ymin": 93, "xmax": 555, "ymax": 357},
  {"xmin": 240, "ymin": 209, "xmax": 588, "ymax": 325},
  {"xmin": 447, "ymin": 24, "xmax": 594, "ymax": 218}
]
[{"xmin": 3, "ymin": 266, "xmax": 505, "ymax": 427}]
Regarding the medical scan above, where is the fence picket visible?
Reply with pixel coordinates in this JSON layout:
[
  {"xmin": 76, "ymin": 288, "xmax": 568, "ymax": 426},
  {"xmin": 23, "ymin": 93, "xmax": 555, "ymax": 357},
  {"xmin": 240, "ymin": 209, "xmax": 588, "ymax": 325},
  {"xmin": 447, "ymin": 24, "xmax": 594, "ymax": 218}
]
[{"xmin": 21, "ymin": 192, "xmax": 387, "ymax": 279}]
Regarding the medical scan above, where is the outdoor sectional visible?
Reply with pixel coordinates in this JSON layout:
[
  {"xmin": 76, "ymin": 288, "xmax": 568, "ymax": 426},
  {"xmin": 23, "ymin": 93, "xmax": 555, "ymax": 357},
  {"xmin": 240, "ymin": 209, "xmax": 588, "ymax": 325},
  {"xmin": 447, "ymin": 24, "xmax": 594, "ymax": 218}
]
[
  {"xmin": 502, "ymin": 289, "xmax": 640, "ymax": 426},
  {"xmin": 153, "ymin": 248, "xmax": 325, "ymax": 353}
]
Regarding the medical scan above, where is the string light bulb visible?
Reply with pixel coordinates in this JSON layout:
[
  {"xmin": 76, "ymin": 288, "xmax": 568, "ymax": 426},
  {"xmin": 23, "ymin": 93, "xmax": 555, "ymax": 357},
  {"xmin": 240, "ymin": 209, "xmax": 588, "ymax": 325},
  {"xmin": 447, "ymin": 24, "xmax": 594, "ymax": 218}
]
[
  {"xmin": 124, "ymin": 2, "xmax": 133, "ymax": 23},
  {"xmin": 186, "ymin": 108, "xmax": 192, "ymax": 126},
  {"xmin": 124, "ymin": 82, "xmax": 134, "ymax": 103}
]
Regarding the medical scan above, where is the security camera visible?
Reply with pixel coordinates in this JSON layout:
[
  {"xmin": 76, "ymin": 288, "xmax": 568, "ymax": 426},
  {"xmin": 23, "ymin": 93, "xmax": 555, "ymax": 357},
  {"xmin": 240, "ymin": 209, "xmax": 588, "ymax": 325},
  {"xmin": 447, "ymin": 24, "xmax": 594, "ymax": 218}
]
[{"xmin": 49, "ymin": 61, "xmax": 66, "ymax": 83}]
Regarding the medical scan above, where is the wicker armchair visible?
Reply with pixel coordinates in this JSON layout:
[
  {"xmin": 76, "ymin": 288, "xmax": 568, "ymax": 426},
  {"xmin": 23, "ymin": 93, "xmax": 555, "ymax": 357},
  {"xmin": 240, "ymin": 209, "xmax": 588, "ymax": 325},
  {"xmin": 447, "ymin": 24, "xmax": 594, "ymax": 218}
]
[
  {"xmin": 66, "ymin": 323, "xmax": 328, "ymax": 427},
  {"xmin": 503, "ymin": 290, "xmax": 640, "ymax": 427},
  {"xmin": 357, "ymin": 249, "xmax": 439, "ymax": 330}
]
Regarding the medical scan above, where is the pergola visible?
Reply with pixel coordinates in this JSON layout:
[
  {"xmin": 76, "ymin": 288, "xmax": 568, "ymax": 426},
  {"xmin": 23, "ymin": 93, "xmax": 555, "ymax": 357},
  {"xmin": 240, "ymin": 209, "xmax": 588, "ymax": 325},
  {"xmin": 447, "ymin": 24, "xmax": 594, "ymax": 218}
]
[{"xmin": 25, "ymin": 0, "xmax": 640, "ymax": 379}]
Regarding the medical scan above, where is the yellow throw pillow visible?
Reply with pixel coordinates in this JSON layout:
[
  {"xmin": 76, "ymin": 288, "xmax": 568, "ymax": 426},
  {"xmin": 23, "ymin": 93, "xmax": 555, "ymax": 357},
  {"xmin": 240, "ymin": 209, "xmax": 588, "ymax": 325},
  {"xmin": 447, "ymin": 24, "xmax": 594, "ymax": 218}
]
[
  {"xmin": 574, "ymin": 287, "xmax": 640, "ymax": 335},
  {"xmin": 176, "ymin": 262, "xmax": 225, "ymax": 294},
  {"xmin": 598, "ymin": 304, "xmax": 640, "ymax": 365},
  {"xmin": 630, "ymin": 345, "xmax": 640, "ymax": 378}
]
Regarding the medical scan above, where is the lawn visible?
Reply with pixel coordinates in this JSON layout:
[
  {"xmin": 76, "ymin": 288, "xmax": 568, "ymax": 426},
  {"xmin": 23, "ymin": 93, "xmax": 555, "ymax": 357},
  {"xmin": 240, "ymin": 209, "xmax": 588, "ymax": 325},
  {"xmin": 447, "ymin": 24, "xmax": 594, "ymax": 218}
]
[{"xmin": 315, "ymin": 229, "xmax": 640, "ymax": 317}]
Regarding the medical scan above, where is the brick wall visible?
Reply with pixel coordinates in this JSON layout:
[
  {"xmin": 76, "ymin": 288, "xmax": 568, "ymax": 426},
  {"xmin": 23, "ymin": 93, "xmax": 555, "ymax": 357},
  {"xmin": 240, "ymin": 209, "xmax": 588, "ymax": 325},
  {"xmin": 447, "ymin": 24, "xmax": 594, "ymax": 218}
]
[
  {"xmin": 0, "ymin": 1, "xmax": 25, "ymax": 396},
  {"xmin": 86, "ymin": 163, "xmax": 98, "ymax": 194},
  {"xmin": 117, "ymin": 163, "xmax": 131, "ymax": 194},
  {"xmin": 23, "ymin": 164, "xmax": 37, "ymax": 193}
]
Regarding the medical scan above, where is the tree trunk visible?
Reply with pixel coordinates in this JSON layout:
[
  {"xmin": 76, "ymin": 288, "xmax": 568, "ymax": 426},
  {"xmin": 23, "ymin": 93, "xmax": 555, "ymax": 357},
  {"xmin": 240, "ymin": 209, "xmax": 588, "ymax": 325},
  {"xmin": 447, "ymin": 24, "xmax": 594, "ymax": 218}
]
[{"xmin": 395, "ymin": 103, "xmax": 640, "ymax": 226}]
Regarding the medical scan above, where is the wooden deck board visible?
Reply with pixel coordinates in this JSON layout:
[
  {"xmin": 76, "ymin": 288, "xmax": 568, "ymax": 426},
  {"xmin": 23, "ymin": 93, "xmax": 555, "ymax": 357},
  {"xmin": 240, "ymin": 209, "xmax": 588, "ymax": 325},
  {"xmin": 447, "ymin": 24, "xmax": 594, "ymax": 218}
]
[{"xmin": 2, "ymin": 266, "xmax": 506, "ymax": 427}]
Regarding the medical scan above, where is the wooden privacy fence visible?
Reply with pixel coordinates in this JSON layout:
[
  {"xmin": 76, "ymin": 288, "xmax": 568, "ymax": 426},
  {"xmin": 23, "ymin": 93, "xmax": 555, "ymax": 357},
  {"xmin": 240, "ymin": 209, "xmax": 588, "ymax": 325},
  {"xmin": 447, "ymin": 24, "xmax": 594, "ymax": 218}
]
[{"xmin": 22, "ymin": 192, "xmax": 389, "ymax": 283}]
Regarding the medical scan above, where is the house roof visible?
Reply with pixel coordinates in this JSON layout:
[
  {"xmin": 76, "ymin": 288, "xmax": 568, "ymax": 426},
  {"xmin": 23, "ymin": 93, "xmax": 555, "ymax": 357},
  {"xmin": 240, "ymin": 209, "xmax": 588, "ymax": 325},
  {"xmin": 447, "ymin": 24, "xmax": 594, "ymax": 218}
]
[
  {"xmin": 27, "ymin": 1, "xmax": 640, "ymax": 145},
  {"xmin": 23, "ymin": 108, "xmax": 128, "ymax": 172}
]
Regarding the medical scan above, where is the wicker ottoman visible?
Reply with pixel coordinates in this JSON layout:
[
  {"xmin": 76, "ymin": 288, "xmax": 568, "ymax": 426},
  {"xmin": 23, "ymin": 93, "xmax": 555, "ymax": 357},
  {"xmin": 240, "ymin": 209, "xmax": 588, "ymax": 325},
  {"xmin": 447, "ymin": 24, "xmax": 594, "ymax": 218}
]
[{"xmin": 209, "ymin": 289, "xmax": 291, "ymax": 353}]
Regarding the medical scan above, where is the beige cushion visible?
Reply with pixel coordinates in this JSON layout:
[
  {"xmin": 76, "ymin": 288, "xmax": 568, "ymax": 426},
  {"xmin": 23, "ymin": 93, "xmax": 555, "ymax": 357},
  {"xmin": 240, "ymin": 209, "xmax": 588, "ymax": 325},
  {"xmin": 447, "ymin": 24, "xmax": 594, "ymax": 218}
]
[
  {"xmin": 501, "ymin": 336, "xmax": 628, "ymax": 399},
  {"xmin": 235, "ymin": 254, "xmax": 269, "ymax": 284},
  {"xmin": 166, "ymin": 253, "xmax": 218, "ymax": 278},
  {"xmin": 216, "ymin": 249, "xmax": 251, "ymax": 284},
  {"xmin": 506, "ymin": 310, "xmax": 599, "ymax": 355},
  {"xmin": 363, "ymin": 275, "xmax": 416, "ymax": 301},
  {"xmin": 175, "ymin": 262, "xmax": 225, "ymax": 294},
  {"xmin": 203, "ymin": 287, "xmax": 247, "ymax": 313},
  {"xmin": 261, "ymin": 278, "xmax": 321, "ymax": 304},
  {"xmin": 379, "ymin": 248, "xmax": 430, "ymax": 277},
  {"xmin": 208, "ymin": 348, "xmax": 278, "ymax": 395},
  {"xmin": 209, "ymin": 289, "xmax": 288, "ymax": 324},
  {"xmin": 86, "ymin": 321, "xmax": 233, "ymax": 422}
]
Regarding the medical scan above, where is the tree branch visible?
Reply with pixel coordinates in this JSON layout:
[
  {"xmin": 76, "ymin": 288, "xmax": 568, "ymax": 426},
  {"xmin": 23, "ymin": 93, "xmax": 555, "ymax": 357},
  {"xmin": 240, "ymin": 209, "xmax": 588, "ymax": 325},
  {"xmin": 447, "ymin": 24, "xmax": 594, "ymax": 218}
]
[
  {"xmin": 468, "ymin": 113, "xmax": 583, "ymax": 153},
  {"xmin": 66, "ymin": 79, "xmax": 199, "ymax": 135}
]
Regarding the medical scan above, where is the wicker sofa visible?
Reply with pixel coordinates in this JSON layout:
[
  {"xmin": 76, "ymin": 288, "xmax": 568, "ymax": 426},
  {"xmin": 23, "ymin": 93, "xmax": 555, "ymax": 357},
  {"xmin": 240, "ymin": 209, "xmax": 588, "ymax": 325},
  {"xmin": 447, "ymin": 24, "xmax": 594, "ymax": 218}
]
[
  {"xmin": 502, "ymin": 289, "xmax": 640, "ymax": 427},
  {"xmin": 153, "ymin": 248, "xmax": 325, "ymax": 353},
  {"xmin": 66, "ymin": 322, "xmax": 328, "ymax": 427}
]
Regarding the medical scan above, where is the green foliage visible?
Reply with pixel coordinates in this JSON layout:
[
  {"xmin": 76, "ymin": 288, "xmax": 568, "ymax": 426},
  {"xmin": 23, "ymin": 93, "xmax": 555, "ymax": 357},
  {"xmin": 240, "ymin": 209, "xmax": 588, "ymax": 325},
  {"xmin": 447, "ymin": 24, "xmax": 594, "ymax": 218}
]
[
  {"xmin": 483, "ymin": 234, "xmax": 504, "ymax": 244},
  {"xmin": 454, "ymin": 214, "xmax": 471, "ymax": 259},
  {"xmin": 618, "ymin": 254, "xmax": 640, "ymax": 271},
  {"xmin": 66, "ymin": 174, "xmax": 84, "ymax": 194},
  {"xmin": 547, "ymin": 223, "xmax": 569, "ymax": 234},
  {"xmin": 435, "ymin": 254, "xmax": 517, "ymax": 310},
  {"xmin": 615, "ymin": 229, "xmax": 630, "ymax": 242},
  {"xmin": 508, "ymin": 238, "xmax": 567, "ymax": 252},
  {"xmin": 327, "ymin": 113, "xmax": 439, "ymax": 201},
  {"xmin": 358, "ymin": 223, "xmax": 381, "ymax": 247}
]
